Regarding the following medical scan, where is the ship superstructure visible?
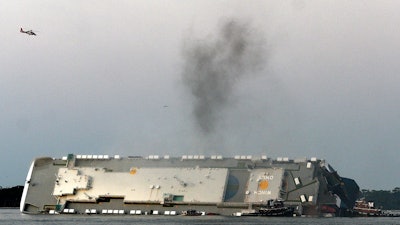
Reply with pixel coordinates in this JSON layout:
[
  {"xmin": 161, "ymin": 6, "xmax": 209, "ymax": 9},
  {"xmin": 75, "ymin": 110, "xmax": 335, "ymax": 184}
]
[{"xmin": 20, "ymin": 154, "xmax": 359, "ymax": 216}]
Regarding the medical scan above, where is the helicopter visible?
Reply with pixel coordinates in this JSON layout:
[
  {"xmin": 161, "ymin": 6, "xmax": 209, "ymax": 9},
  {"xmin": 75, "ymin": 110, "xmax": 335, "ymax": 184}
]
[{"xmin": 20, "ymin": 28, "xmax": 36, "ymax": 36}]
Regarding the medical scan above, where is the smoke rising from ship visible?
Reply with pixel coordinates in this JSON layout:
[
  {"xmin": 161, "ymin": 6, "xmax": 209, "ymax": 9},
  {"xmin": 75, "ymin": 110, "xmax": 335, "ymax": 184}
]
[{"xmin": 182, "ymin": 19, "xmax": 265, "ymax": 134}]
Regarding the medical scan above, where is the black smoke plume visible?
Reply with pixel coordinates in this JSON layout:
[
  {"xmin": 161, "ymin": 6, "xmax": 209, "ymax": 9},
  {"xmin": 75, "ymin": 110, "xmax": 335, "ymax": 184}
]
[{"xmin": 182, "ymin": 19, "xmax": 265, "ymax": 134}]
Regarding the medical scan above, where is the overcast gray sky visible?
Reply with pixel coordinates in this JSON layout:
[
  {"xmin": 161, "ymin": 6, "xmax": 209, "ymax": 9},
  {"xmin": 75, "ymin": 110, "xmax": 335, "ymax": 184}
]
[{"xmin": 1, "ymin": 0, "xmax": 399, "ymax": 190}]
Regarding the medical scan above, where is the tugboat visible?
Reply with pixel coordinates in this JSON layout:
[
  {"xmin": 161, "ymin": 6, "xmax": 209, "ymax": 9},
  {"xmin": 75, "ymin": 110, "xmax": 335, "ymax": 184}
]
[
  {"xmin": 353, "ymin": 199, "xmax": 382, "ymax": 216},
  {"xmin": 234, "ymin": 199, "xmax": 294, "ymax": 217},
  {"xmin": 258, "ymin": 199, "xmax": 295, "ymax": 216}
]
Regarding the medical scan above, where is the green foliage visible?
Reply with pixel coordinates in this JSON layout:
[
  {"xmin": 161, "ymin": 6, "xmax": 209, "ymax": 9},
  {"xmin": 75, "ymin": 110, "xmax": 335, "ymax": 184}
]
[
  {"xmin": 0, "ymin": 186, "xmax": 23, "ymax": 207},
  {"xmin": 360, "ymin": 187, "xmax": 400, "ymax": 210}
]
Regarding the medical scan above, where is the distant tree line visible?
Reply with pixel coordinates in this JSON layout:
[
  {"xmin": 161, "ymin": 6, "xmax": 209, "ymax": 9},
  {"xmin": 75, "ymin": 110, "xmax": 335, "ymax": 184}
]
[
  {"xmin": 0, "ymin": 186, "xmax": 23, "ymax": 207},
  {"xmin": 360, "ymin": 187, "xmax": 400, "ymax": 210}
]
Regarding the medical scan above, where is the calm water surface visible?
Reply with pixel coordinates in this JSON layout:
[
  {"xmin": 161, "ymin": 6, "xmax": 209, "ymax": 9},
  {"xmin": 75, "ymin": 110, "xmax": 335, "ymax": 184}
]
[{"xmin": 1, "ymin": 209, "xmax": 399, "ymax": 225}]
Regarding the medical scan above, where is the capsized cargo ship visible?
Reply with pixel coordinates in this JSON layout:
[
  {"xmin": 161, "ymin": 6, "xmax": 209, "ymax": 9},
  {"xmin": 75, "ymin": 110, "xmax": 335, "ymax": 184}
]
[{"xmin": 20, "ymin": 154, "xmax": 360, "ymax": 216}]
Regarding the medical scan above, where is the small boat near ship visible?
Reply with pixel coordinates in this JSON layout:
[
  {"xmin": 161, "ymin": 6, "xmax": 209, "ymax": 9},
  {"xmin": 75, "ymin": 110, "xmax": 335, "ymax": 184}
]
[
  {"xmin": 353, "ymin": 199, "xmax": 381, "ymax": 216},
  {"xmin": 234, "ymin": 199, "xmax": 294, "ymax": 217},
  {"xmin": 352, "ymin": 199, "xmax": 400, "ymax": 217},
  {"xmin": 181, "ymin": 209, "xmax": 205, "ymax": 216},
  {"xmin": 259, "ymin": 199, "xmax": 295, "ymax": 216}
]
